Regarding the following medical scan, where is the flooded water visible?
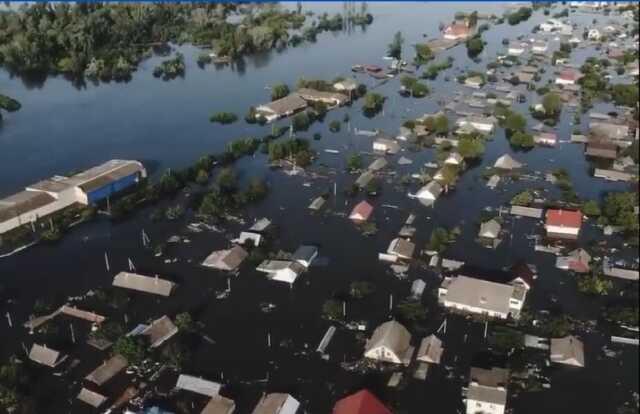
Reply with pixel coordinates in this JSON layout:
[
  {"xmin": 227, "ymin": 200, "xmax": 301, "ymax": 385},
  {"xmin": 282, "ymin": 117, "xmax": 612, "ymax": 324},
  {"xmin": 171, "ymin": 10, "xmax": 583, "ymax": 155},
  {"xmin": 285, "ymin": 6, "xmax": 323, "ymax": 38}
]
[{"xmin": 0, "ymin": 3, "xmax": 637, "ymax": 414}]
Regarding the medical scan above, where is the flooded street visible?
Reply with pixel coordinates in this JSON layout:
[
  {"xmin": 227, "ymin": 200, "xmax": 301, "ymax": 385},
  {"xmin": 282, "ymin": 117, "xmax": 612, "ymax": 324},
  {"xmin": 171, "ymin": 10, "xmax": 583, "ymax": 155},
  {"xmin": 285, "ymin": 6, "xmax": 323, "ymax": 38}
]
[{"xmin": 0, "ymin": 2, "xmax": 638, "ymax": 413}]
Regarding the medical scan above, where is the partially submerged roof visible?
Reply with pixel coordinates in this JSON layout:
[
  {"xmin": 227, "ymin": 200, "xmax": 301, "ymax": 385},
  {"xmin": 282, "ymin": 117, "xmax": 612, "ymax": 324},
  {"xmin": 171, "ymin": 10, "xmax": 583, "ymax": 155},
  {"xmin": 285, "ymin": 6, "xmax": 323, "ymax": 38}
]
[
  {"xmin": 77, "ymin": 388, "xmax": 107, "ymax": 408},
  {"xmin": 29, "ymin": 343, "xmax": 66, "ymax": 367},
  {"xmin": 176, "ymin": 374, "xmax": 221, "ymax": 397},
  {"xmin": 442, "ymin": 276, "xmax": 515, "ymax": 316},
  {"xmin": 350, "ymin": 200, "xmax": 374, "ymax": 221},
  {"xmin": 545, "ymin": 209, "xmax": 582, "ymax": 228},
  {"xmin": 0, "ymin": 190, "xmax": 57, "ymax": 223},
  {"xmin": 416, "ymin": 335, "xmax": 443, "ymax": 364},
  {"xmin": 550, "ymin": 335, "xmax": 585, "ymax": 367},
  {"xmin": 251, "ymin": 393, "xmax": 300, "ymax": 414},
  {"xmin": 365, "ymin": 320, "xmax": 411, "ymax": 356},
  {"xmin": 64, "ymin": 160, "xmax": 145, "ymax": 193},
  {"xmin": 202, "ymin": 245, "xmax": 248, "ymax": 271},
  {"xmin": 258, "ymin": 94, "xmax": 307, "ymax": 115},
  {"xmin": 387, "ymin": 238, "xmax": 415, "ymax": 259},
  {"xmin": 141, "ymin": 315, "xmax": 178, "ymax": 348},
  {"xmin": 494, "ymin": 154, "xmax": 522, "ymax": 170},
  {"xmin": 201, "ymin": 396, "xmax": 236, "ymax": 414},
  {"xmin": 249, "ymin": 218, "xmax": 272, "ymax": 232},
  {"xmin": 112, "ymin": 271, "xmax": 175, "ymax": 297},
  {"xmin": 479, "ymin": 219, "xmax": 501, "ymax": 238},
  {"xmin": 333, "ymin": 389, "xmax": 392, "ymax": 414},
  {"xmin": 85, "ymin": 354, "xmax": 128, "ymax": 386}
]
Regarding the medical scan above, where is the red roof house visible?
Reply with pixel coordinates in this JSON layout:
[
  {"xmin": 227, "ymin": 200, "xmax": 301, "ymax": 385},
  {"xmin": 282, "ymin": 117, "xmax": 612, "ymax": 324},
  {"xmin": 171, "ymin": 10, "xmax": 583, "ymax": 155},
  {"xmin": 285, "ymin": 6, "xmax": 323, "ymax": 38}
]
[
  {"xmin": 545, "ymin": 209, "xmax": 583, "ymax": 239},
  {"xmin": 333, "ymin": 390, "xmax": 392, "ymax": 414},
  {"xmin": 349, "ymin": 201, "xmax": 374, "ymax": 223}
]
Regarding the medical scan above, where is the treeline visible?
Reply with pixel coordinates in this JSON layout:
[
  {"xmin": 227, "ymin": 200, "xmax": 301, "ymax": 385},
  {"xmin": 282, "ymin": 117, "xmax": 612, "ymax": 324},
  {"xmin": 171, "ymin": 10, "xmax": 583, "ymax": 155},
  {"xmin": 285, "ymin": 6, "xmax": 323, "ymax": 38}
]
[{"xmin": 0, "ymin": 3, "xmax": 373, "ymax": 82}]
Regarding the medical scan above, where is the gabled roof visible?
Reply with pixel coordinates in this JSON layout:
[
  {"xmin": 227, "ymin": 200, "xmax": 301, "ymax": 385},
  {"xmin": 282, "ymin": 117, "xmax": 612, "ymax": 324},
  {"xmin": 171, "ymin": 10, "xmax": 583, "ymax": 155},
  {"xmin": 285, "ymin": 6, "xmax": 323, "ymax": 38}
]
[
  {"xmin": 349, "ymin": 200, "xmax": 373, "ymax": 221},
  {"xmin": 251, "ymin": 393, "xmax": 300, "ymax": 414},
  {"xmin": 85, "ymin": 354, "xmax": 128, "ymax": 386},
  {"xmin": 545, "ymin": 209, "xmax": 582, "ymax": 228},
  {"xmin": 112, "ymin": 272, "xmax": 175, "ymax": 297},
  {"xmin": 550, "ymin": 335, "xmax": 585, "ymax": 367},
  {"xmin": 494, "ymin": 154, "xmax": 522, "ymax": 170},
  {"xmin": 509, "ymin": 261, "xmax": 536, "ymax": 288},
  {"xmin": 333, "ymin": 389, "xmax": 392, "ymax": 414},
  {"xmin": 141, "ymin": 315, "xmax": 178, "ymax": 348},
  {"xmin": 29, "ymin": 343, "xmax": 66, "ymax": 367},
  {"xmin": 201, "ymin": 396, "xmax": 236, "ymax": 414},
  {"xmin": 77, "ymin": 388, "xmax": 107, "ymax": 408},
  {"xmin": 365, "ymin": 320, "xmax": 411, "ymax": 356},
  {"xmin": 176, "ymin": 374, "xmax": 221, "ymax": 397},
  {"xmin": 416, "ymin": 334, "xmax": 444, "ymax": 364},
  {"xmin": 202, "ymin": 245, "xmax": 248, "ymax": 271}
]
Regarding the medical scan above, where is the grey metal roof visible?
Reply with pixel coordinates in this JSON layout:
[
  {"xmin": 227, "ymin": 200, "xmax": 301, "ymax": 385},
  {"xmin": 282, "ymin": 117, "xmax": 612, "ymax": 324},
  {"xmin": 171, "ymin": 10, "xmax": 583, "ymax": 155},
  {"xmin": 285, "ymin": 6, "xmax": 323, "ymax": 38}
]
[
  {"xmin": 176, "ymin": 374, "xmax": 221, "ymax": 397},
  {"xmin": 112, "ymin": 272, "xmax": 175, "ymax": 297}
]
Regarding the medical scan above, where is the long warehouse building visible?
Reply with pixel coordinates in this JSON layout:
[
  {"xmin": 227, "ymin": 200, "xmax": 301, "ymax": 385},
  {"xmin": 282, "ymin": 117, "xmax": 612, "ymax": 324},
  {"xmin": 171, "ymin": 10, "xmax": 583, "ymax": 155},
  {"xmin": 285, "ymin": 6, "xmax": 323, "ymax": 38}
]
[{"xmin": 0, "ymin": 159, "xmax": 146, "ymax": 234}]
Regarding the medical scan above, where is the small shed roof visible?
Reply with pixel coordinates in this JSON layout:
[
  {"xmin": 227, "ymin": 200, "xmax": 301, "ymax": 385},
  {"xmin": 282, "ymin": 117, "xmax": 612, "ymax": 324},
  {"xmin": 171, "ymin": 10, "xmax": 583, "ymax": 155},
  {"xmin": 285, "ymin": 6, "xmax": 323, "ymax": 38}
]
[{"xmin": 29, "ymin": 343, "xmax": 65, "ymax": 367}]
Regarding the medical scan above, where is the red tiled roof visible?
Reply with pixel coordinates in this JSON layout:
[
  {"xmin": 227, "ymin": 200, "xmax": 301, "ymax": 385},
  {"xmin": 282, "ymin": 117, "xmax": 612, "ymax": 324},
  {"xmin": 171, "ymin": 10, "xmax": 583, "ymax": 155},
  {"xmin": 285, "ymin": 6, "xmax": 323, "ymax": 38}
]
[
  {"xmin": 546, "ymin": 209, "xmax": 582, "ymax": 228},
  {"xmin": 333, "ymin": 390, "xmax": 392, "ymax": 414},
  {"xmin": 350, "ymin": 201, "xmax": 373, "ymax": 221}
]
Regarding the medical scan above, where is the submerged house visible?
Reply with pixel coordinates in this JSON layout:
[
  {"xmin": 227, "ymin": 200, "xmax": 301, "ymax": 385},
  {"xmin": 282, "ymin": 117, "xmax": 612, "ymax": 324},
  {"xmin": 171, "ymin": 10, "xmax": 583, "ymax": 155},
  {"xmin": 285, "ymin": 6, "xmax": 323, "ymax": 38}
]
[
  {"xmin": 349, "ymin": 200, "xmax": 374, "ymax": 223},
  {"xmin": 332, "ymin": 389, "xmax": 392, "ymax": 414},
  {"xmin": 29, "ymin": 343, "xmax": 67, "ymax": 368},
  {"xmin": 201, "ymin": 396, "xmax": 236, "ymax": 414},
  {"xmin": 413, "ymin": 181, "xmax": 442, "ymax": 202},
  {"xmin": 550, "ymin": 335, "xmax": 585, "ymax": 367},
  {"xmin": 438, "ymin": 267, "xmax": 527, "ymax": 320},
  {"xmin": 386, "ymin": 237, "xmax": 415, "ymax": 260},
  {"xmin": 251, "ymin": 393, "xmax": 300, "ymax": 414},
  {"xmin": 373, "ymin": 138, "xmax": 400, "ymax": 154},
  {"xmin": 545, "ymin": 209, "xmax": 582, "ymax": 240},
  {"xmin": 466, "ymin": 366, "xmax": 509, "ymax": 414},
  {"xmin": 140, "ymin": 315, "xmax": 178, "ymax": 348},
  {"xmin": 257, "ymin": 260, "xmax": 305, "ymax": 285},
  {"xmin": 555, "ymin": 68, "xmax": 582, "ymax": 85},
  {"xmin": 364, "ymin": 320, "xmax": 413, "ymax": 366},
  {"xmin": 77, "ymin": 388, "xmax": 108, "ymax": 409},
  {"xmin": 255, "ymin": 94, "xmax": 307, "ymax": 123},
  {"xmin": 585, "ymin": 140, "xmax": 618, "ymax": 159},
  {"xmin": 416, "ymin": 334, "xmax": 444, "ymax": 364},
  {"xmin": 507, "ymin": 41, "xmax": 526, "ymax": 56},
  {"xmin": 292, "ymin": 245, "xmax": 318, "ymax": 268},
  {"xmin": 202, "ymin": 245, "xmax": 248, "ymax": 271},
  {"xmin": 112, "ymin": 271, "xmax": 175, "ymax": 297},
  {"xmin": 478, "ymin": 219, "xmax": 501, "ymax": 240},
  {"xmin": 296, "ymin": 88, "xmax": 349, "ymax": 107},
  {"xmin": 443, "ymin": 22, "xmax": 471, "ymax": 40},
  {"xmin": 85, "ymin": 354, "xmax": 128, "ymax": 386},
  {"xmin": 493, "ymin": 154, "xmax": 522, "ymax": 170},
  {"xmin": 556, "ymin": 248, "xmax": 591, "ymax": 273},
  {"xmin": 175, "ymin": 374, "xmax": 221, "ymax": 397},
  {"xmin": 457, "ymin": 116, "xmax": 497, "ymax": 134},
  {"xmin": 534, "ymin": 132, "xmax": 558, "ymax": 146}
]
